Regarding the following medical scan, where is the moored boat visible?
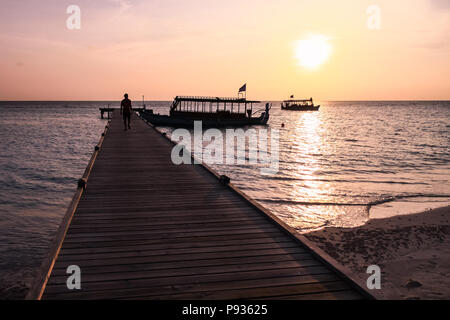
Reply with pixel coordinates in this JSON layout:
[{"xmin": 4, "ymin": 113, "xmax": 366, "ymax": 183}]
[
  {"xmin": 140, "ymin": 96, "xmax": 270, "ymax": 128},
  {"xmin": 281, "ymin": 97, "xmax": 320, "ymax": 111}
]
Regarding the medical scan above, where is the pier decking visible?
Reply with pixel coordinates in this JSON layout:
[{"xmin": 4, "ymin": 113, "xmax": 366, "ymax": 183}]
[
  {"xmin": 29, "ymin": 111, "xmax": 371, "ymax": 300},
  {"xmin": 99, "ymin": 107, "xmax": 146, "ymax": 119}
]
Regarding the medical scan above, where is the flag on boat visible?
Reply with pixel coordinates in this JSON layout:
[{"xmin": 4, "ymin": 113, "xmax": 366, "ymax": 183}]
[{"xmin": 239, "ymin": 84, "xmax": 247, "ymax": 92}]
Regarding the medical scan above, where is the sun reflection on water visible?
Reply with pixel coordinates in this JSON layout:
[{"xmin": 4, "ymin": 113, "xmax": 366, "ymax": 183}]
[
  {"xmin": 290, "ymin": 113, "xmax": 327, "ymax": 201},
  {"xmin": 279, "ymin": 111, "xmax": 369, "ymax": 231}
]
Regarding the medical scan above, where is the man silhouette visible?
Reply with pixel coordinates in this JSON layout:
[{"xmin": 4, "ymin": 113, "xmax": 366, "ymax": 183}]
[{"xmin": 120, "ymin": 93, "xmax": 132, "ymax": 130}]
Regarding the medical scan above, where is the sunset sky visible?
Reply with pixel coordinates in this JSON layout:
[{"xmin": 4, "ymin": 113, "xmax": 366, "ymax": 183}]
[{"xmin": 0, "ymin": 0, "xmax": 449, "ymax": 100}]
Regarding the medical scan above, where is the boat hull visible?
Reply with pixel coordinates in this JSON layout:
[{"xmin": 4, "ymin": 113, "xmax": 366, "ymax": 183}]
[
  {"xmin": 139, "ymin": 111, "xmax": 269, "ymax": 128},
  {"xmin": 281, "ymin": 105, "xmax": 320, "ymax": 111}
]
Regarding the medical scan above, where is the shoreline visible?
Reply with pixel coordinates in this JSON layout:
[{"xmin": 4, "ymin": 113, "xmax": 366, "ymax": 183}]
[{"xmin": 304, "ymin": 205, "xmax": 450, "ymax": 299}]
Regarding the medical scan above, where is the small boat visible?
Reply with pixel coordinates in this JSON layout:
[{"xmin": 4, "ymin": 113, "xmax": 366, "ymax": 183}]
[
  {"xmin": 281, "ymin": 97, "xmax": 320, "ymax": 111},
  {"xmin": 140, "ymin": 96, "xmax": 270, "ymax": 128}
]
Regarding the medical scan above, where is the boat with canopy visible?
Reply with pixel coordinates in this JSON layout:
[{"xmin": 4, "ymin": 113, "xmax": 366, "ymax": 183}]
[
  {"xmin": 140, "ymin": 96, "xmax": 270, "ymax": 127},
  {"xmin": 281, "ymin": 97, "xmax": 320, "ymax": 111}
]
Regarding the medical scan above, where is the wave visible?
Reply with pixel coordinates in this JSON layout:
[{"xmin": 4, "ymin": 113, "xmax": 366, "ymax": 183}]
[
  {"xmin": 367, "ymin": 194, "xmax": 450, "ymax": 208},
  {"xmin": 257, "ymin": 193, "xmax": 450, "ymax": 209},
  {"xmin": 266, "ymin": 176, "xmax": 428, "ymax": 185},
  {"xmin": 257, "ymin": 199, "xmax": 368, "ymax": 206}
]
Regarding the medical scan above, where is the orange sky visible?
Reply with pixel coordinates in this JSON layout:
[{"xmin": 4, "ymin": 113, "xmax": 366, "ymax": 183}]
[{"xmin": 0, "ymin": 0, "xmax": 449, "ymax": 100}]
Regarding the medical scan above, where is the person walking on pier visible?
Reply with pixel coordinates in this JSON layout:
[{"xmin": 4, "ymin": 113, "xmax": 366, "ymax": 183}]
[{"xmin": 120, "ymin": 93, "xmax": 132, "ymax": 130}]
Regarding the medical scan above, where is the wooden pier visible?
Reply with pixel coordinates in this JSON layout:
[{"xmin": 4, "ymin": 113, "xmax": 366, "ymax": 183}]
[
  {"xmin": 27, "ymin": 111, "xmax": 373, "ymax": 300},
  {"xmin": 99, "ymin": 107, "xmax": 146, "ymax": 119}
]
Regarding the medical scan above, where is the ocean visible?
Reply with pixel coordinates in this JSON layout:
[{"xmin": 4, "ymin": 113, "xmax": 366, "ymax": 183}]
[{"xmin": 0, "ymin": 100, "xmax": 449, "ymax": 298}]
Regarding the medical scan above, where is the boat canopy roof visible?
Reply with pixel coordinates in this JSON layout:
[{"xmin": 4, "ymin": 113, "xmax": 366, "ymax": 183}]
[
  {"xmin": 283, "ymin": 98, "xmax": 313, "ymax": 103},
  {"xmin": 175, "ymin": 96, "xmax": 260, "ymax": 103}
]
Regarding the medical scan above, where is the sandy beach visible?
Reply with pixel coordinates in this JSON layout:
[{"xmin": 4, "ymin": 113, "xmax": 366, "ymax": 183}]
[{"xmin": 305, "ymin": 206, "xmax": 450, "ymax": 300}]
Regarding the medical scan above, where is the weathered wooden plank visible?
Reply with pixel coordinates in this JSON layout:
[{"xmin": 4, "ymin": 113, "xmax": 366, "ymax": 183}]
[
  {"xmin": 57, "ymin": 237, "xmax": 294, "ymax": 256},
  {"xmin": 45, "ymin": 272, "xmax": 339, "ymax": 298},
  {"xmin": 51, "ymin": 248, "xmax": 309, "ymax": 269},
  {"xmin": 48, "ymin": 256, "xmax": 323, "ymax": 281},
  {"xmin": 60, "ymin": 226, "xmax": 283, "ymax": 245},
  {"xmin": 57, "ymin": 241, "xmax": 298, "ymax": 259},
  {"xmin": 46, "ymin": 280, "xmax": 351, "ymax": 300},
  {"xmin": 68, "ymin": 215, "xmax": 267, "ymax": 228},
  {"xmin": 72, "ymin": 208, "xmax": 262, "ymax": 219},
  {"xmin": 63, "ymin": 221, "xmax": 279, "ymax": 237},
  {"xmin": 58, "ymin": 231, "xmax": 289, "ymax": 249},
  {"xmin": 74, "ymin": 203, "xmax": 255, "ymax": 214},
  {"xmin": 268, "ymin": 290, "xmax": 363, "ymax": 300},
  {"xmin": 45, "ymin": 264, "xmax": 333, "ymax": 290}
]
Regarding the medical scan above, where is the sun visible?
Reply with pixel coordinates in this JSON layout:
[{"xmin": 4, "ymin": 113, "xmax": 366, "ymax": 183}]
[{"xmin": 295, "ymin": 34, "xmax": 332, "ymax": 69}]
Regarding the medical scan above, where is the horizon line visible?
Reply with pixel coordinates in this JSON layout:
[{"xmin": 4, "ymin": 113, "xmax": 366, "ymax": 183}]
[{"xmin": 1, "ymin": 99, "xmax": 450, "ymax": 102}]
